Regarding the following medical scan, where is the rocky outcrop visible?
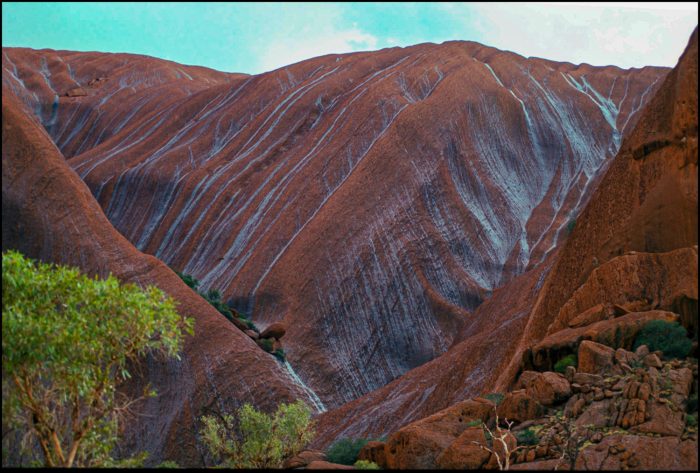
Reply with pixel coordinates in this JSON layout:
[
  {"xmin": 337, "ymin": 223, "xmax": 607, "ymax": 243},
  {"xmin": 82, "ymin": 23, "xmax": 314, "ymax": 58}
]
[
  {"xmin": 575, "ymin": 435, "xmax": 698, "ymax": 470},
  {"xmin": 1, "ymin": 89, "xmax": 309, "ymax": 467},
  {"xmin": 2, "ymin": 41, "xmax": 666, "ymax": 410}
]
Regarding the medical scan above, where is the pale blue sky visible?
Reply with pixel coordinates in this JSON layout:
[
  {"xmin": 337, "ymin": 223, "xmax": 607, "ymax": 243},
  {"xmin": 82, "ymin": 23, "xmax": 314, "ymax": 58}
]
[{"xmin": 2, "ymin": 2, "xmax": 698, "ymax": 74}]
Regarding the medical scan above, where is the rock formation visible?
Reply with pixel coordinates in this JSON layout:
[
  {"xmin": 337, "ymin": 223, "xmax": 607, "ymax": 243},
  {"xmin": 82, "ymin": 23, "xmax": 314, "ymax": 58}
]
[{"xmin": 2, "ymin": 43, "xmax": 666, "ymax": 411}]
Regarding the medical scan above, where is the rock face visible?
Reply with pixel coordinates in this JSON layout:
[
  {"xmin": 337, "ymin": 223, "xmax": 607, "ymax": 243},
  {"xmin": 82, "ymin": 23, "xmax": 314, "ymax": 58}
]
[
  {"xmin": 2, "ymin": 42, "xmax": 666, "ymax": 410},
  {"xmin": 1, "ymin": 86, "xmax": 312, "ymax": 467},
  {"xmin": 497, "ymin": 26, "xmax": 698, "ymax": 395}
]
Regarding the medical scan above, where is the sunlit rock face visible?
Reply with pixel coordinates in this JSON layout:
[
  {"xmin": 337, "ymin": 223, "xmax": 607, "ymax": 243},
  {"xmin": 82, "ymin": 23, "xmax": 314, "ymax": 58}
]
[{"xmin": 2, "ymin": 42, "xmax": 666, "ymax": 409}]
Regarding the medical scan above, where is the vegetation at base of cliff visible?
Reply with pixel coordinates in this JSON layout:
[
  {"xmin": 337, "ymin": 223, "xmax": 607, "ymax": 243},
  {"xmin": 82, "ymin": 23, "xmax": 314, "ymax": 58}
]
[
  {"xmin": 484, "ymin": 392, "xmax": 505, "ymax": 405},
  {"xmin": 354, "ymin": 459, "xmax": 381, "ymax": 469},
  {"xmin": 200, "ymin": 400, "xmax": 314, "ymax": 468},
  {"xmin": 633, "ymin": 320, "xmax": 692, "ymax": 359},
  {"xmin": 554, "ymin": 354, "xmax": 578, "ymax": 373},
  {"xmin": 566, "ymin": 218, "xmax": 576, "ymax": 235},
  {"xmin": 173, "ymin": 269, "xmax": 259, "ymax": 331},
  {"xmin": 515, "ymin": 427, "xmax": 540, "ymax": 446},
  {"xmin": 326, "ymin": 437, "xmax": 382, "ymax": 465},
  {"xmin": 2, "ymin": 250, "xmax": 194, "ymax": 468}
]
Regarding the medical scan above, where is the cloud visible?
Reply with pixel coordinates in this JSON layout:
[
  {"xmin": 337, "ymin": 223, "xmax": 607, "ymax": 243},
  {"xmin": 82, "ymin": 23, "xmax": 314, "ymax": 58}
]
[
  {"xmin": 257, "ymin": 22, "xmax": 377, "ymax": 73},
  {"xmin": 464, "ymin": 3, "xmax": 698, "ymax": 68}
]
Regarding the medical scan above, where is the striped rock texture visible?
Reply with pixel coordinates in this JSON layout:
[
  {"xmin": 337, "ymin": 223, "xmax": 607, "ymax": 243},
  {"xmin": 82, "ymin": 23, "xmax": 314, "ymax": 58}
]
[{"xmin": 2, "ymin": 42, "xmax": 667, "ymax": 413}]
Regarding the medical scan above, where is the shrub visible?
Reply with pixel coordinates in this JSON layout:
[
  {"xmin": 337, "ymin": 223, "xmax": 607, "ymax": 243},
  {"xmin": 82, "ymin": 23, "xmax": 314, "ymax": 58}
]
[
  {"xmin": 259, "ymin": 338, "xmax": 273, "ymax": 352},
  {"xmin": 484, "ymin": 392, "xmax": 505, "ymax": 405},
  {"xmin": 566, "ymin": 218, "xmax": 576, "ymax": 235},
  {"xmin": 466, "ymin": 419, "xmax": 482, "ymax": 427},
  {"xmin": 516, "ymin": 428, "xmax": 539, "ymax": 446},
  {"xmin": 200, "ymin": 400, "xmax": 314, "ymax": 468},
  {"xmin": 273, "ymin": 348, "xmax": 286, "ymax": 361},
  {"xmin": 554, "ymin": 354, "xmax": 577, "ymax": 373},
  {"xmin": 173, "ymin": 269, "xmax": 233, "ymax": 320},
  {"xmin": 687, "ymin": 414, "xmax": 698, "ymax": 427},
  {"xmin": 2, "ymin": 251, "xmax": 193, "ymax": 467},
  {"xmin": 688, "ymin": 393, "xmax": 698, "ymax": 413},
  {"xmin": 326, "ymin": 438, "xmax": 370, "ymax": 465},
  {"xmin": 633, "ymin": 320, "xmax": 692, "ymax": 360},
  {"xmin": 354, "ymin": 459, "xmax": 381, "ymax": 469}
]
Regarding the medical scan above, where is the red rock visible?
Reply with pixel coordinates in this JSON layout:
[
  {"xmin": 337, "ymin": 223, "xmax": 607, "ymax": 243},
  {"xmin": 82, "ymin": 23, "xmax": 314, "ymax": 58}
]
[
  {"xmin": 282, "ymin": 450, "xmax": 326, "ymax": 469},
  {"xmin": 0, "ymin": 37, "xmax": 668, "ymax": 415},
  {"xmin": 510, "ymin": 458, "xmax": 568, "ymax": 470},
  {"xmin": 65, "ymin": 86, "xmax": 87, "ymax": 97},
  {"xmin": 357, "ymin": 441, "xmax": 387, "ymax": 469},
  {"xmin": 244, "ymin": 329, "xmax": 259, "ymax": 340},
  {"xmin": 575, "ymin": 434, "xmax": 697, "ymax": 470},
  {"xmin": 1, "ymin": 86, "xmax": 308, "ymax": 467},
  {"xmin": 523, "ymin": 372, "xmax": 571, "ymax": 406},
  {"xmin": 497, "ymin": 391, "xmax": 544, "ymax": 423},
  {"xmin": 578, "ymin": 340, "xmax": 615, "ymax": 374},
  {"xmin": 436, "ymin": 426, "xmax": 491, "ymax": 469},
  {"xmin": 260, "ymin": 322, "xmax": 286, "ymax": 340}
]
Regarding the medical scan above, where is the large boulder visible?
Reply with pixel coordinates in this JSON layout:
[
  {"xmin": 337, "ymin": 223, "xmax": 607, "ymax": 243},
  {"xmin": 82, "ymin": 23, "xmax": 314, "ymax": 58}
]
[
  {"xmin": 384, "ymin": 398, "xmax": 494, "ymax": 469},
  {"xmin": 575, "ymin": 434, "xmax": 698, "ymax": 470},
  {"xmin": 357, "ymin": 441, "xmax": 387, "ymax": 469},
  {"xmin": 260, "ymin": 322, "xmax": 286, "ymax": 340},
  {"xmin": 436, "ymin": 426, "xmax": 491, "ymax": 469},
  {"xmin": 578, "ymin": 341, "xmax": 615, "ymax": 374},
  {"xmin": 519, "ymin": 371, "xmax": 572, "ymax": 406},
  {"xmin": 497, "ymin": 391, "xmax": 544, "ymax": 423}
]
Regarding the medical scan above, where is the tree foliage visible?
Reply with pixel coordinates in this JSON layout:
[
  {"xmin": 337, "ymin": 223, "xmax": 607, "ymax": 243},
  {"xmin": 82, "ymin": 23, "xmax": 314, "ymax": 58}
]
[
  {"xmin": 200, "ymin": 400, "xmax": 315, "ymax": 468},
  {"xmin": 633, "ymin": 320, "xmax": 692, "ymax": 359},
  {"xmin": 2, "ymin": 250, "xmax": 194, "ymax": 467},
  {"xmin": 326, "ymin": 437, "xmax": 371, "ymax": 465}
]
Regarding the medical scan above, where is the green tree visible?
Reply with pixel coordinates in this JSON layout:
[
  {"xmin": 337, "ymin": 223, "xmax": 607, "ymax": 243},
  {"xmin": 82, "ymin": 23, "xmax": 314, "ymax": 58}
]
[
  {"xmin": 200, "ymin": 400, "xmax": 315, "ymax": 468},
  {"xmin": 2, "ymin": 250, "xmax": 194, "ymax": 467},
  {"xmin": 326, "ymin": 437, "xmax": 370, "ymax": 465},
  {"xmin": 633, "ymin": 320, "xmax": 692, "ymax": 359}
]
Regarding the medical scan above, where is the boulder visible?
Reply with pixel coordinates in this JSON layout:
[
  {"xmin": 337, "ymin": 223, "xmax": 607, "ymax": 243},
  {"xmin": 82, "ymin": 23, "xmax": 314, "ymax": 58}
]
[
  {"xmin": 436, "ymin": 426, "xmax": 491, "ymax": 469},
  {"xmin": 668, "ymin": 367, "xmax": 693, "ymax": 396},
  {"xmin": 643, "ymin": 353, "xmax": 663, "ymax": 368},
  {"xmin": 614, "ymin": 348, "xmax": 638, "ymax": 366},
  {"xmin": 384, "ymin": 398, "xmax": 494, "ymax": 469},
  {"xmin": 524, "ymin": 372, "xmax": 571, "ymax": 406},
  {"xmin": 635, "ymin": 344, "xmax": 650, "ymax": 357},
  {"xmin": 578, "ymin": 341, "xmax": 615, "ymax": 374},
  {"xmin": 260, "ymin": 322, "xmax": 286, "ymax": 340},
  {"xmin": 568, "ymin": 303, "xmax": 627, "ymax": 328},
  {"xmin": 357, "ymin": 441, "xmax": 387, "ymax": 469},
  {"xmin": 231, "ymin": 316, "xmax": 250, "ymax": 331},
  {"xmin": 630, "ymin": 401, "xmax": 685, "ymax": 436},
  {"xmin": 572, "ymin": 372, "xmax": 603, "ymax": 386},
  {"xmin": 283, "ymin": 450, "xmax": 326, "ymax": 469},
  {"xmin": 497, "ymin": 391, "xmax": 544, "ymax": 423},
  {"xmin": 65, "ymin": 87, "xmax": 87, "ymax": 97},
  {"xmin": 575, "ymin": 399, "xmax": 613, "ymax": 428},
  {"xmin": 575, "ymin": 434, "xmax": 698, "ymax": 470},
  {"xmin": 244, "ymin": 329, "xmax": 259, "ymax": 340}
]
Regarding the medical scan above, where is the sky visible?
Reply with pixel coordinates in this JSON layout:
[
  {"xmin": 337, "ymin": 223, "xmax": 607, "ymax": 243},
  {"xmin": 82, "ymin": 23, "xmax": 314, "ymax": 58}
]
[{"xmin": 2, "ymin": 2, "xmax": 698, "ymax": 74}]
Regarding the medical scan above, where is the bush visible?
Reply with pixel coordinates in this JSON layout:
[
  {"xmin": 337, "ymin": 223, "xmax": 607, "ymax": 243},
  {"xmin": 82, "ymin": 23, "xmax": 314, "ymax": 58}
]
[
  {"xmin": 687, "ymin": 414, "xmax": 698, "ymax": 427},
  {"xmin": 554, "ymin": 354, "xmax": 577, "ymax": 373},
  {"xmin": 2, "ymin": 251, "xmax": 193, "ymax": 467},
  {"xmin": 516, "ymin": 428, "xmax": 539, "ymax": 446},
  {"xmin": 259, "ymin": 338, "xmax": 273, "ymax": 352},
  {"xmin": 484, "ymin": 393, "xmax": 505, "ymax": 405},
  {"xmin": 326, "ymin": 438, "xmax": 370, "ymax": 465},
  {"xmin": 273, "ymin": 348, "xmax": 286, "ymax": 361},
  {"xmin": 200, "ymin": 400, "xmax": 314, "ymax": 468},
  {"xmin": 466, "ymin": 420, "xmax": 482, "ymax": 427},
  {"xmin": 688, "ymin": 393, "xmax": 698, "ymax": 413},
  {"xmin": 173, "ymin": 269, "xmax": 233, "ymax": 320},
  {"xmin": 354, "ymin": 459, "xmax": 381, "ymax": 469},
  {"xmin": 633, "ymin": 320, "xmax": 692, "ymax": 360},
  {"xmin": 566, "ymin": 218, "xmax": 576, "ymax": 235}
]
